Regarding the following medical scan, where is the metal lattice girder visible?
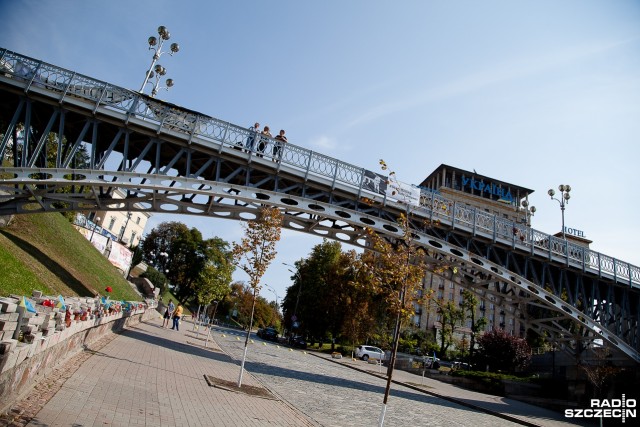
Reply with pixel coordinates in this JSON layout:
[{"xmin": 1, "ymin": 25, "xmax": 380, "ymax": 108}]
[
  {"xmin": 2, "ymin": 46, "xmax": 640, "ymax": 363},
  {"xmin": 0, "ymin": 169, "xmax": 638, "ymax": 363}
]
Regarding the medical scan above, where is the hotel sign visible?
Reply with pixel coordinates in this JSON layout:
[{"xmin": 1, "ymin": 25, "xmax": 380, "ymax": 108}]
[{"xmin": 564, "ymin": 227, "xmax": 586, "ymax": 238}]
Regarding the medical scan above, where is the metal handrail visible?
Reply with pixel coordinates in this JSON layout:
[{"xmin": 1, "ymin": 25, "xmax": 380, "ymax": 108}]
[{"xmin": 1, "ymin": 46, "xmax": 638, "ymax": 288}]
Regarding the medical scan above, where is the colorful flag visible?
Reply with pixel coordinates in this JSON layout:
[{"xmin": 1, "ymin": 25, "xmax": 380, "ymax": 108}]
[
  {"xmin": 56, "ymin": 295, "xmax": 66, "ymax": 310},
  {"xmin": 20, "ymin": 296, "xmax": 37, "ymax": 313}
]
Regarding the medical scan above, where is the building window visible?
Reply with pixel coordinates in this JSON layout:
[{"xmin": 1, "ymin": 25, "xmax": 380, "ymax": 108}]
[
  {"xmin": 448, "ymin": 292, "xmax": 454, "ymax": 301},
  {"xmin": 130, "ymin": 231, "xmax": 137, "ymax": 244},
  {"xmin": 449, "ymin": 282, "xmax": 455, "ymax": 289},
  {"xmin": 108, "ymin": 217, "xmax": 116, "ymax": 230},
  {"xmin": 136, "ymin": 216, "xmax": 141, "ymax": 225}
]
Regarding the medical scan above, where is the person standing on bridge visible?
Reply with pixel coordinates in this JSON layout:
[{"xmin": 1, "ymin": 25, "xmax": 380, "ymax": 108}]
[
  {"xmin": 257, "ymin": 125, "xmax": 271, "ymax": 157},
  {"xmin": 171, "ymin": 303, "xmax": 184, "ymax": 331},
  {"xmin": 245, "ymin": 122, "xmax": 260, "ymax": 152},
  {"xmin": 273, "ymin": 129, "xmax": 287, "ymax": 162}
]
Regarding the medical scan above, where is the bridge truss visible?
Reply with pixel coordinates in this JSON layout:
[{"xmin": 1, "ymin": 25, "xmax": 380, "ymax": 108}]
[{"xmin": 1, "ymin": 47, "xmax": 638, "ymax": 364}]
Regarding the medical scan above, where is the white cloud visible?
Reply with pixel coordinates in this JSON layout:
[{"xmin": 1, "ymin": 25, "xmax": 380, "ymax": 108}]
[{"xmin": 308, "ymin": 135, "xmax": 340, "ymax": 151}]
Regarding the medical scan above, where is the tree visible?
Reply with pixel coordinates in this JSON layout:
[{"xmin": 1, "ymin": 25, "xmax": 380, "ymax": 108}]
[
  {"xmin": 225, "ymin": 282, "xmax": 280, "ymax": 329},
  {"xmin": 281, "ymin": 240, "xmax": 350, "ymax": 344},
  {"xmin": 460, "ymin": 289, "xmax": 487, "ymax": 362},
  {"xmin": 476, "ymin": 328, "xmax": 531, "ymax": 373},
  {"xmin": 436, "ymin": 299, "xmax": 463, "ymax": 356},
  {"xmin": 357, "ymin": 212, "xmax": 428, "ymax": 425},
  {"xmin": 193, "ymin": 237, "xmax": 234, "ymax": 306},
  {"xmin": 141, "ymin": 222, "xmax": 232, "ymax": 303},
  {"xmin": 579, "ymin": 346, "xmax": 621, "ymax": 399},
  {"xmin": 231, "ymin": 206, "xmax": 282, "ymax": 387}
]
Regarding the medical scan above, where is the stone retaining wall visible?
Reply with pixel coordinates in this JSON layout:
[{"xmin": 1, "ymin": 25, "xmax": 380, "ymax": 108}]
[{"xmin": 0, "ymin": 302, "xmax": 158, "ymax": 413}]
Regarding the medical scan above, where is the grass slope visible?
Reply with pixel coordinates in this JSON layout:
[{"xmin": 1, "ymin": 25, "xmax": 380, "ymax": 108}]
[{"xmin": 0, "ymin": 213, "xmax": 140, "ymax": 301}]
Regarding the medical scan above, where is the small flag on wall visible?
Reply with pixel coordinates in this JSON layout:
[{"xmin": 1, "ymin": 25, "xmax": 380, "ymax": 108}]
[{"xmin": 20, "ymin": 296, "xmax": 37, "ymax": 313}]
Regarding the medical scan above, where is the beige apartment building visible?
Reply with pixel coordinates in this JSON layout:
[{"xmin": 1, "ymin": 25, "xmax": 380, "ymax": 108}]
[
  {"xmin": 413, "ymin": 164, "xmax": 535, "ymax": 341},
  {"xmin": 86, "ymin": 189, "xmax": 151, "ymax": 247}
]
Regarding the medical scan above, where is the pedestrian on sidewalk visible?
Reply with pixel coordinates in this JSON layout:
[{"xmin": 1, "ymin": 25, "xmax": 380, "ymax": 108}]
[
  {"xmin": 171, "ymin": 303, "xmax": 184, "ymax": 331},
  {"xmin": 163, "ymin": 300, "xmax": 175, "ymax": 328}
]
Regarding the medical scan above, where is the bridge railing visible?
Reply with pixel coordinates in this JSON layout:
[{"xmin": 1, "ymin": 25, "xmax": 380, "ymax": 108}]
[{"xmin": 1, "ymin": 47, "xmax": 638, "ymax": 288}]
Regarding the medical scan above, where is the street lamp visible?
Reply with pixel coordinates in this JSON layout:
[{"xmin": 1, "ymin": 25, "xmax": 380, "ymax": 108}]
[
  {"xmin": 89, "ymin": 216, "xmax": 101, "ymax": 242},
  {"xmin": 548, "ymin": 184, "xmax": 571, "ymax": 239},
  {"xmin": 520, "ymin": 200, "xmax": 536, "ymax": 227},
  {"xmin": 211, "ymin": 300, "xmax": 219, "ymax": 325},
  {"xmin": 283, "ymin": 262, "xmax": 302, "ymax": 329},
  {"xmin": 265, "ymin": 284, "xmax": 280, "ymax": 314},
  {"xmin": 139, "ymin": 25, "xmax": 179, "ymax": 97}
]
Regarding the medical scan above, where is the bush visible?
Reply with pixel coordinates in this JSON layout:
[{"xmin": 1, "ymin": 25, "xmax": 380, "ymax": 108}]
[{"xmin": 476, "ymin": 328, "xmax": 531, "ymax": 373}]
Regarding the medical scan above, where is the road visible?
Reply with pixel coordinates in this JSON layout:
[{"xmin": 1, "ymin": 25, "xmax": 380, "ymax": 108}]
[{"xmin": 211, "ymin": 325, "xmax": 587, "ymax": 427}]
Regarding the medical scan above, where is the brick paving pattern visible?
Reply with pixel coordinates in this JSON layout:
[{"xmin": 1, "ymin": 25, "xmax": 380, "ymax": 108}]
[{"xmin": 1, "ymin": 316, "xmax": 592, "ymax": 426}]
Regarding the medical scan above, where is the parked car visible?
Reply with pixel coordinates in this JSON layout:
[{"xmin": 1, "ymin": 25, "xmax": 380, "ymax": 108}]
[
  {"xmin": 452, "ymin": 361, "xmax": 471, "ymax": 370},
  {"xmin": 257, "ymin": 327, "xmax": 279, "ymax": 341},
  {"xmin": 355, "ymin": 345, "xmax": 386, "ymax": 361},
  {"xmin": 290, "ymin": 335, "xmax": 307, "ymax": 349},
  {"xmin": 422, "ymin": 356, "xmax": 440, "ymax": 369}
]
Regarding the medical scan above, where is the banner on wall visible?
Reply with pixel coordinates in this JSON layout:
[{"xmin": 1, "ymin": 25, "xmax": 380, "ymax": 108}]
[
  {"xmin": 386, "ymin": 180, "xmax": 421, "ymax": 207},
  {"xmin": 362, "ymin": 169, "xmax": 388, "ymax": 196},
  {"xmin": 108, "ymin": 241, "xmax": 133, "ymax": 273}
]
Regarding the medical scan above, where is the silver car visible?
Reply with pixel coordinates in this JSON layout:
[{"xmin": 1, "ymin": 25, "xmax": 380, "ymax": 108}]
[{"xmin": 355, "ymin": 345, "xmax": 386, "ymax": 361}]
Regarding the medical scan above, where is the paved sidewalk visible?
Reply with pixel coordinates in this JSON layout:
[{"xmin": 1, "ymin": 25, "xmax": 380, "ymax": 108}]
[
  {"xmin": 26, "ymin": 316, "xmax": 317, "ymax": 427},
  {"xmin": 10, "ymin": 316, "xmax": 593, "ymax": 427}
]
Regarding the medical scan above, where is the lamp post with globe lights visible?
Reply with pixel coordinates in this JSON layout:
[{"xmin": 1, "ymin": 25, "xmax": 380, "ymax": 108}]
[
  {"xmin": 283, "ymin": 262, "xmax": 303, "ymax": 330},
  {"xmin": 265, "ymin": 284, "xmax": 280, "ymax": 314},
  {"xmin": 89, "ymin": 216, "xmax": 101, "ymax": 243},
  {"xmin": 520, "ymin": 200, "xmax": 536, "ymax": 227},
  {"xmin": 548, "ymin": 184, "xmax": 571, "ymax": 239},
  {"xmin": 158, "ymin": 251, "xmax": 169, "ymax": 291},
  {"xmin": 139, "ymin": 25, "xmax": 179, "ymax": 97}
]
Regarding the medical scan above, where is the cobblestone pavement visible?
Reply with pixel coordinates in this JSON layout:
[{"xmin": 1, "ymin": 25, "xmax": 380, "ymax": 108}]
[
  {"xmin": 219, "ymin": 339, "xmax": 509, "ymax": 426},
  {"xmin": 214, "ymin": 326, "xmax": 590, "ymax": 427},
  {"xmin": 2, "ymin": 318, "xmax": 591, "ymax": 427}
]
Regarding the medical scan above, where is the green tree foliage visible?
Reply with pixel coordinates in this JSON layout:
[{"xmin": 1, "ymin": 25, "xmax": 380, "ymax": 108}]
[
  {"xmin": 140, "ymin": 265, "xmax": 168, "ymax": 295},
  {"xmin": 141, "ymin": 222, "xmax": 234, "ymax": 303},
  {"xmin": 193, "ymin": 237, "xmax": 234, "ymax": 305},
  {"xmin": 225, "ymin": 282, "xmax": 280, "ymax": 329},
  {"xmin": 436, "ymin": 299, "xmax": 463, "ymax": 356},
  {"xmin": 476, "ymin": 328, "xmax": 532, "ymax": 373},
  {"xmin": 281, "ymin": 241, "xmax": 376, "ymax": 349},
  {"xmin": 460, "ymin": 289, "xmax": 487, "ymax": 360}
]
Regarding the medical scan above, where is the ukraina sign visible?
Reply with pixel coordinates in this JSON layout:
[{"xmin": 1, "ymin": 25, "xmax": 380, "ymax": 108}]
[{"xmin": 461, "ymin": 176, "xmax": 513, "ymax": 203}]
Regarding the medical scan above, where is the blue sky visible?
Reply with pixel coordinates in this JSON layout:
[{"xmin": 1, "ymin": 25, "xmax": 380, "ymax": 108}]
[{"xmin": 2, "ymin": 1, "xmax": 639, "ymax": 305}]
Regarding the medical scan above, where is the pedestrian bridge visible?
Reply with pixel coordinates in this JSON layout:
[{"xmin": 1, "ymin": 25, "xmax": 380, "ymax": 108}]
[{"xmin": 1, "ymin": 47, "xmax": 638, "ymax": 364}]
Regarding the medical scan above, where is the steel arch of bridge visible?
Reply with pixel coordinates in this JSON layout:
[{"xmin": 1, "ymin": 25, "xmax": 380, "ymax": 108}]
[{"xmin": 1, "ymin": 47, "xmax": 639, "ymax": 363}]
